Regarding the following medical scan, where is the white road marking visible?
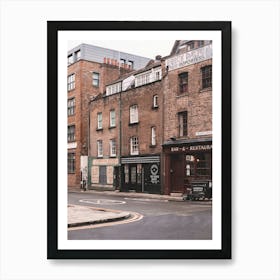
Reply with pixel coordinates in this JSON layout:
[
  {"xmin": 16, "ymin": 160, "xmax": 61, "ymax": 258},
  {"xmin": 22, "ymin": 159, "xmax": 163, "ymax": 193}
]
[{"xmin": 79, "ymin": 199, "xmax": 126, "ymax": 205}]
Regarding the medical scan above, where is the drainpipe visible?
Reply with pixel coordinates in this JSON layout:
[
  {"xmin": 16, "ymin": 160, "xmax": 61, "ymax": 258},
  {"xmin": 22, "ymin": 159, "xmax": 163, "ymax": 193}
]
[
  {"xmin": 118, "ymin": 90, "xmax": 122, "ymax": 191},
  {"xmin": 87, "ymin": 98, "xmax": 92, "ymax": 190}
]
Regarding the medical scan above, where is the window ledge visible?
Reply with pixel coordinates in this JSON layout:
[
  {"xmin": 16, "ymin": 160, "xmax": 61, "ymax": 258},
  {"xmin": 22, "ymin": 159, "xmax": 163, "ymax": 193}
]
[
  {"xmin": 176, "ymin": 93, "xmax": 189, "ymax": 98},
  {"xmin": 152, "ymin": 106, "xmax": 159, "ymax": 110},
  {"xmin": 96, "ymin": 128, "xmax": 103, "ymax": 131},
  {"xmin": 129, "ymin": 122, "xmax": 139, "ymax": 126},
  {"xmin": 200, "ymin": 87, "xmax": 212, "ymax": 93},
  {"xmin": 149, "ymin": 144, "xmax": 157, "ymax": 148},
  {"xmin": 109, "ymin": 126, "xmax": 116, "ymax": 129}
]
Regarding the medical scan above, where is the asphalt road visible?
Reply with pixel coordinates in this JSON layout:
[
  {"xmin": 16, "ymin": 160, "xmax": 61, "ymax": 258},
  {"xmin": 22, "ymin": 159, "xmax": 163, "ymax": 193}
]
[{"xmin": 68, "ymin": 192, "xmax": 212, "ymax": 240}]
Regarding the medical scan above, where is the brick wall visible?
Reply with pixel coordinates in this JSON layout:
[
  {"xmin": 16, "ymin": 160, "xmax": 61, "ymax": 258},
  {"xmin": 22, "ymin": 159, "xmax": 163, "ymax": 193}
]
[
  {"xmin": 121, "ymin": 79, "xmax": 164, "ymax": 157},
  {"xmin": 163, "ymin": 58, "xmax": 212, "ymax": 141}
]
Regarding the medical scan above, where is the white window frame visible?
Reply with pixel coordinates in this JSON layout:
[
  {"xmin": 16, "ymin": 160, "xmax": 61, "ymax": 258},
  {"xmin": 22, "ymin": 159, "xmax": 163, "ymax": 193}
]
[
  {"xmin": 153, "ymin": 95, "xmax": 159, "ymax": 108},
  {"xmin": 97, "ymin": 140, "xmax": 103, "ymax": 157},
  {"xmin": 151, "ymin": 127, "xmax": 156, "ymax": 146},
  {"xmin": 67, "ymin": 73, "xmax": 75, "ymax": 91},
  {"xmin": 68, "ymin": 54, "xmax": 73, "ymax": 65},
  {"xmin": 110, "ymin": 110, "xmax": 116, "ymax": 127},
  {"xmin": 97, "ymin": 112, "xmax": 102, "ymax": 129},
  {"xmin": 110, "ymin": 139, "xmax": 116, "ymax": 157},
  {"xmin": 129, "ymin": 105, "xmax": 138, "ymax": 124},
  {"xmin": 130, "ymin": 137, "xmax": 139, "ymax": 155},
  {"xmin": 92, "ymin": 72, "xmax": 100, "ymax": 87}
]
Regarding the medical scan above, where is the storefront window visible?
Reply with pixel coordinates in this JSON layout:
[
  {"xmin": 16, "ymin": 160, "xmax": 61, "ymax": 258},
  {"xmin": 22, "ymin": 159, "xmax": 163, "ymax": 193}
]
[
  {"xmin": 131, "ymin": 167, "xmax": 137, "ymax": 183},
  {"xmin": 124, "ymin": 165, "xmax": 129, "ymax": 183},
  {"xmin": 137, "ymin": 164, "xmax": 142, "ymax": 184},
  {"xmin": 196, "ymin": 153, "xmax": 211, "ymax": 176}
]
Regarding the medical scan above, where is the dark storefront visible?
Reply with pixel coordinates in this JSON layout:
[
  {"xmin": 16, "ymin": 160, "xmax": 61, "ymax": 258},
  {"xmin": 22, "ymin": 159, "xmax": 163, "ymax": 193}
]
[
  {"xmin": 121, "ymin": 155, "xmax": 161, "ymax": 194},
  {"xmin": 163, "ymin": 139, "xmax": 212, "ymax": 195}
]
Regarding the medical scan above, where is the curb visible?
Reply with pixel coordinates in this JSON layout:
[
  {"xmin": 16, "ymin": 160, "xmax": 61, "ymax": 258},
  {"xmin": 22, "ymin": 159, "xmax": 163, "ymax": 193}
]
[
  {"xmin": 68, "ymin": 213, "xmax": 131, "ymax": 228},
  {"xmin": 69, "ymin": 189, "xmax": 184, "ymax": 202}
]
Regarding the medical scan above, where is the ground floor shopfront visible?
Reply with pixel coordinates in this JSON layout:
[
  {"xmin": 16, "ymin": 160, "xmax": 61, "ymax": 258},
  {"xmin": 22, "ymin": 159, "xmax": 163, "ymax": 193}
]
[
  {"xmin": 162, "ymin": 139, "xmax": 212, "ymax": 195},
  {"xmin": 120, "ymin": 155, "xmax": 161, "ymax": 194}
]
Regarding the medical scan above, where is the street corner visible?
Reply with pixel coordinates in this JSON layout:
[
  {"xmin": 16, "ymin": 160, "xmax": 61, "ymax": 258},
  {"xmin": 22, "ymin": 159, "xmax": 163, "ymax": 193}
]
[{"xmin": 67, "ymin": 204, "xmax": 131, "ymax": 228}]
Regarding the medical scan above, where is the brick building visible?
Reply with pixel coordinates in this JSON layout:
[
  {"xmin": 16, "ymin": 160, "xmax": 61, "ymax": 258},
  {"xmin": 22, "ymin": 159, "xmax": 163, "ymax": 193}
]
[
  {"xmin": 162, "ymin": 40, "xmax": 212, "ymax": 194},
  {"xmin": 87, "ymin": 40, "xmax": 213, "ymax": 195},
  {"xmin": 67, "ymin": 43, "xmax": 151, "ymax": 190}
]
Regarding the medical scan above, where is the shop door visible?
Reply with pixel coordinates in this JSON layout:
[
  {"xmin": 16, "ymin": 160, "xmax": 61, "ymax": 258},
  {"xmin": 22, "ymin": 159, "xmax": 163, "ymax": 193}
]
[{"xmin": 170, "ymin": 154, "xmax": 184, "ymax": 192}]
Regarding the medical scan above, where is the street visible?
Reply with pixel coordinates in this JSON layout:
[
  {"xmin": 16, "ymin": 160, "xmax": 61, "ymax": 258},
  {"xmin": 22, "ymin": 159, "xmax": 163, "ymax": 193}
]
[{"xmin": 68, "ymin": 191, "xmax": 212, "ymax": 240}]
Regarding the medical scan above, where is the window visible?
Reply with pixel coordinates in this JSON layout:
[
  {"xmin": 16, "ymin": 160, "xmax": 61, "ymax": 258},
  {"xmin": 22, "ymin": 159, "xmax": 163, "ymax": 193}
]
[
  {"xmin": 154, "ymin": 68, "xmax": 162, "ymax": 81},
  {"xmin": 151, "ymin": 127, "xmax": 156, "ymax": 146},
  {"xmin": 75, "ymin": 50, "xmax": 81, "ymax": 60},
  {"xmin": 67, "ymin": 125, "xmax": 75, "ymax": 142},
  {"xmin": 178, "ymin": 111, "xmax": 188, "ymax": 137},
  {"xmin": 124, "ymin": 165, "xmax": 129, "ymax": 183},
  {"xmin": 67, "ymin": 98, "xmax": 75, "ymax": 116},
  {"xmin": 99, "ymin": 166, "xmax": 107, "ymax": 184},
  {"xmin": 110, "ymin": 139, "xmax": 116, "ymax": 157},
  {"xmin": 179, "ymin": 72, "xmax": 188, "ymax": 94},
  {"xmin": 131, "ymin": 166, "xmax": 137, "ymax": 183},
  {"xmin": 92, "ymin": 72, "xmax": 100, "ymax": 87},
  {"xmin": 68, "ymin": 153, "xmax": 75, "ymax": 173},
  {"xmin": 97, "ymin": 140, "xmax": 103, "ymax": 157},
  {"xmin": 129, "ymin": 105, "xmax": 138, "ymax": 124},
  {"xmin": 153, "ymin": 95, "xmax": 159, "ymax": 108},
  {"xmin": 201, "ymin": 65, "xmax": 212, "ymax": 89},
  {"xmin": 128, "ymin": 60, "xmax": 134, "ymax": 69},
  {"xmin": 67, "ymin": 74, "xmax": 75, "ymax": 91},
  {"xmin": 106, "ymin": 83, "xmax": 121, "ymax": 96},
  {"xmin": 187, "ymin": 41, "xmax": 195, "ymax": 50},
  {"xmin": 97, "ymin": 112, "xmax": 102, "ymax": 129},
  {"xmin": 110, "ymin": 110, "xmax": 116, "ymax": 127},
  {"xmin": 197, "ymin": 41, "xmax": 204, "ymax": 48},
  {"xmin": 68, "ymin": 54, "xmax": 73, "ymax": 65},
  {"xmin": 130, "ymin": 136, "xmax": 139, "ymax": 155}
]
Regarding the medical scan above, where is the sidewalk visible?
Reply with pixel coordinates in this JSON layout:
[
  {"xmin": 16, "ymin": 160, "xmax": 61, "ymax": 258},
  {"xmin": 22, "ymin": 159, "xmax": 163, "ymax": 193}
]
[
  {"xmin": 68, "ymin": 204, "xmax": 130, "ymax": 228},
  {"xmin": 70, "ymin": 189, "xmax": 185, "ymax": 202}
]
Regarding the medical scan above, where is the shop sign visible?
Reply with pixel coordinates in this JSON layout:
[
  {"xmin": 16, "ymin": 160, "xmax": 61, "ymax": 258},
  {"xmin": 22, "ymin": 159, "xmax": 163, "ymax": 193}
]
[
  {"xmin": 170, "ymin": 144, "xmax": 212, "ymax": 152},
  {"xmin": 150, "ymin": 164, "xmax": 160, "ymax": 184},
  {"xmin": 166, "ymin": 44, "xmax": 212, "ymax": 71}
]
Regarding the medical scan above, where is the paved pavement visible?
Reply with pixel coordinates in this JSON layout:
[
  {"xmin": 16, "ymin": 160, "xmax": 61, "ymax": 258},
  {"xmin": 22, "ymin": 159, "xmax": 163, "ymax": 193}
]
[
  {"xmin": 68, "ymin": 189, "xmax": 211, "ymax": 228},
  {"xmin": 68, "ymin": 204, "xmax": 130, "ymax": 228}
]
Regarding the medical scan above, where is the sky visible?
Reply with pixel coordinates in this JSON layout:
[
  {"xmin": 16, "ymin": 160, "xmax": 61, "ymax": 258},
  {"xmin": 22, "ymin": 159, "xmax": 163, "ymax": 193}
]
[{"xmin": 68, "ymin": 40, "xmax": 175, "ymax": 59}]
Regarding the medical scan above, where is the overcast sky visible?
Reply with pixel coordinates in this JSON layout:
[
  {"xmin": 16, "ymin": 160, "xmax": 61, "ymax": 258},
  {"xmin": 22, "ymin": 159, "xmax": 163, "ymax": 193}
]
[{"xmin": 68, "ymin": 40, "xmax": 175, "ymax": 59}]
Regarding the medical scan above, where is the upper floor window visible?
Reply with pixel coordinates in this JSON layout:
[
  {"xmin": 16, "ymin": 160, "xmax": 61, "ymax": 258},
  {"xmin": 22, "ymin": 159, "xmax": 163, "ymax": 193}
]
[
  {"xmin": 130, "ymin": 136, "xmax": 139, "ymax": 155},
  {"xmin": 67, "ymin": 74, "xmax": 75, "ymax": 91},
  {"xmin": 67, "ymin": 98, "xmax": 75, "ymax": 116},
  {"xmin": 179, "ymin": 72, "xmax": 188, "ymax": 94},
  {"xmin": 106, "ymin": 82, "xmax": 121, "ymax": 96},
  {"xmin": 178, "ymin": 111, "xmax": 188, "ymax": 137},
  {"xmin": 68, "ymin": 153, "xmax": 75, "ymax": 173},
  {"xmin": 151, "ymin": 127, "xmax": 156, "ymax": 146},
  {"xmin": 201, "ymin": 65, "xmax": 212, "ymax": 89},
  {"xmin": 97, "ymin": 112, "xmax": 102, "ymax": 129},
  {"xmin": 110, "ymin": 139, "xmax": 116, "ymax": 157},
  {"xmin": 187, "ymin": 41, "xmax": 195, "ymax": 50},
  {"xmin": 197, "ymin": 41, "xmax": 204, "ymax": 48},
  {"xmin": 67, "ymin": 125, "xmax": 75, "ymax": 142},
  {"xmin": 153, "ymin": 95, "xmax": 159, "ymax": 108},
  {"xmin": 110, "ymin": 110, "xmax": 116, "ymax": 127},
  {"xmin": 135, "ymin": 67, "xmax": 162, "ymax": 87},
  {"xmin": 92, "ymin": 72, "xmax": 100, "ymax": 87},
  {"xmin": 68, "ymin": 54, "xmax": 73, "ymax": 65},
  {"xmin": 129, "ymin": 105, "xmax": 138, "ymax": 124},
  {"xmin": 128, "ymin": 60, "xmax": 134, "ymax": 69},
  {"xmin": 97, "ymin": 140, "xmax": 103, "ymax": 157},
  {"xmin": 75, "ymin": 50, "xmax": 81, "ymax": 60}
]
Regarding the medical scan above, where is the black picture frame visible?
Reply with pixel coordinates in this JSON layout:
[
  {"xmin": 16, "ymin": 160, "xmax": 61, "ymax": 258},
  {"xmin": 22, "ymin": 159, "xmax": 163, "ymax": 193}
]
[{"xmin": 47, "ymin": 21, "xmax": 231, "ymax": 259}]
